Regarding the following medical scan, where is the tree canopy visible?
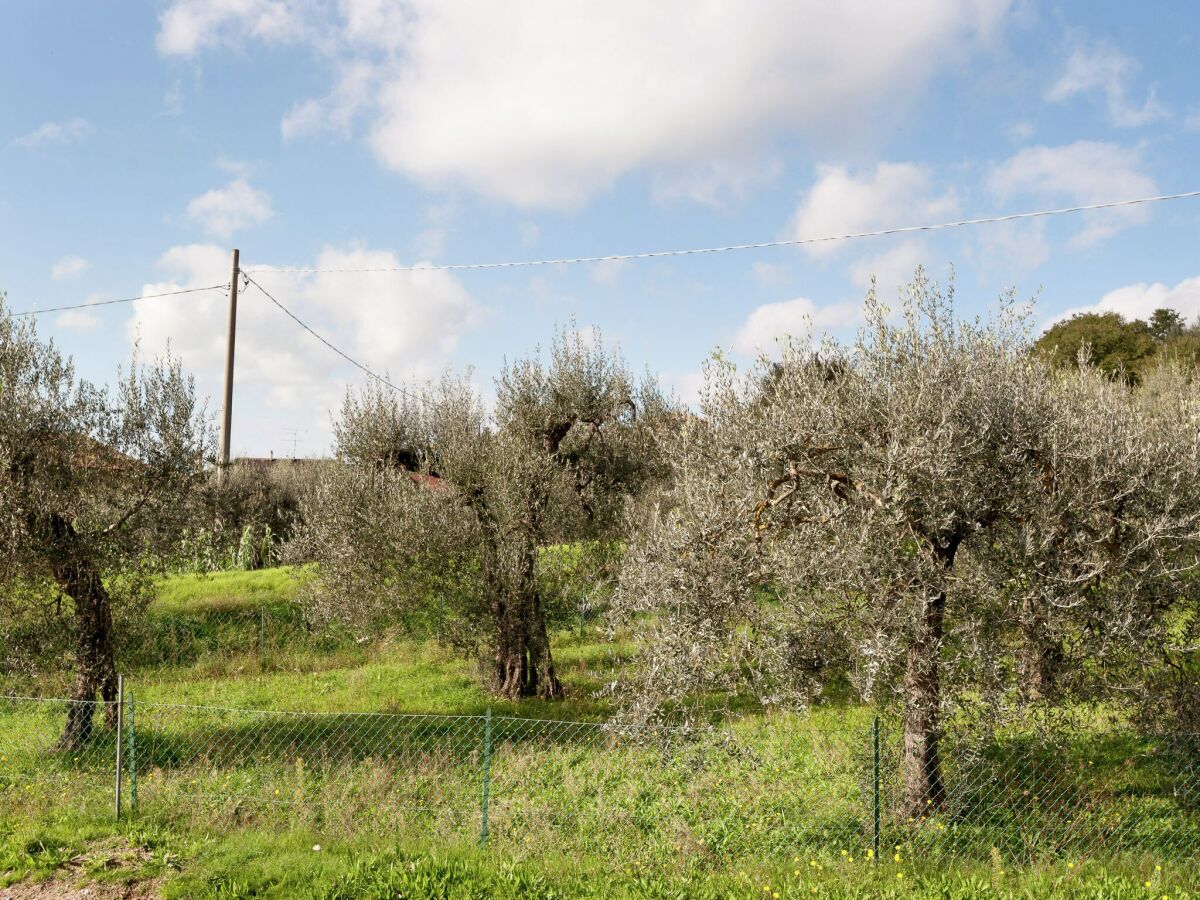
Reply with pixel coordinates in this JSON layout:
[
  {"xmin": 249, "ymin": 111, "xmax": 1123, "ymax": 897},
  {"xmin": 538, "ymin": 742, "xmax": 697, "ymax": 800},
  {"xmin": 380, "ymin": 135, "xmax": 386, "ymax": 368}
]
[
  {"xmin": 0, "ymin": 294, "xmax": 210, "ymax": 747},
  {"xmin": 614, "ymin": 273, "xmax": 1200, "ymax": 814},
  {"xmin": 293, "ymin": 328, "xmax": 673, "ymax": 699}
]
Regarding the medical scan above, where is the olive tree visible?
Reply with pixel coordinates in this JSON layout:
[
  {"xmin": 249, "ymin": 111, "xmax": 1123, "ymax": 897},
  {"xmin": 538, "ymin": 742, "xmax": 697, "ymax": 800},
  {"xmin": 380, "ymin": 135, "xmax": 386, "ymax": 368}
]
[
  {"xmin": 0, "ymin": 295, "xmax": 210, "ymax": 748},
  {"xmin": 294, "ymin": 329, "xmax": 670, "ymax": 699},
  {"xmin": 614, "ymin": 272, "xmax": 1200, "ymax": 816}
]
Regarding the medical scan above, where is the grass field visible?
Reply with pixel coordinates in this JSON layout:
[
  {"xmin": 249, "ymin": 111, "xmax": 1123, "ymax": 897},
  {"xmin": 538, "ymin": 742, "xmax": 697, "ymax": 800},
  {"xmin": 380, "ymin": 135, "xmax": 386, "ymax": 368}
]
[{"xmin": 1, "ymin": 567, "xmax": 1196, "ymax": 898}]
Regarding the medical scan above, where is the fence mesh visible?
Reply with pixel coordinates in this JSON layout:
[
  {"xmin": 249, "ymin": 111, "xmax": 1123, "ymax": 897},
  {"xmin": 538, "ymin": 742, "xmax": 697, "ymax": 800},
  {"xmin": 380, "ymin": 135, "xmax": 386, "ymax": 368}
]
[{"xmin": 1, "ymin": 695, "xmax": 1196, "ymax": 871}]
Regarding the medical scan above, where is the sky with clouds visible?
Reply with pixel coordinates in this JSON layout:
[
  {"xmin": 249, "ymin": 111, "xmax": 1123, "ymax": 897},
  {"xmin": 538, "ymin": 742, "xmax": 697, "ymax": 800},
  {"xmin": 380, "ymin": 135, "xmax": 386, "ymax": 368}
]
[{"xmin": 3, "ymin": 1, "xmax": 1200, "ymax": 456}]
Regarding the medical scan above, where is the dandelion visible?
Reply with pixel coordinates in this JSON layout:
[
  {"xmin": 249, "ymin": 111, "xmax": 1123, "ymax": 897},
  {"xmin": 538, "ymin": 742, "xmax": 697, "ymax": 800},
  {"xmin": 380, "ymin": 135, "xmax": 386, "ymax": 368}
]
[
  {"xmin": 794, "ymin": 870, "xmax": 800, "ymax": 876},
  {"xmin": 897, "ymin": 872, "xmax": 904, "ymax": 880},
  {"xmin": 1155, "ymin": 865, "xmax": 1162, "ymax": 872},
  {"xmin": 848, "ymin": 857, "xmax": 854, "ymax": 863},
  {"xmin": 894, "ymin": 853, "xmax": 902, "ymax": 863},
  {"xmin": 1067, "ymin": 862, "xmax": 1074, "ymax": 869},
  {"xmin": 866, "ymin": 849, "xmax": 874, "ymax": 860}
]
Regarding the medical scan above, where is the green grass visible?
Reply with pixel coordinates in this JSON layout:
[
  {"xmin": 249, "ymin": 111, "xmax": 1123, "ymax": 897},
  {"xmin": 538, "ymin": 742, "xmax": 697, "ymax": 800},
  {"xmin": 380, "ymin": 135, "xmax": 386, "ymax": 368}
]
[{"xmin": 1, "ymin": 568, "xmax": 1197, "ymax": 899}]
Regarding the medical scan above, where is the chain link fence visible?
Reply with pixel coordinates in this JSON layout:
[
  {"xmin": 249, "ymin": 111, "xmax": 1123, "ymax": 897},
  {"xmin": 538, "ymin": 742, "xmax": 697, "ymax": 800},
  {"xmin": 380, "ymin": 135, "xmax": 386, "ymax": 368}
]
[{"xmin": 2, "ymin": 694, "xmax": 1196, "ymax": 871}]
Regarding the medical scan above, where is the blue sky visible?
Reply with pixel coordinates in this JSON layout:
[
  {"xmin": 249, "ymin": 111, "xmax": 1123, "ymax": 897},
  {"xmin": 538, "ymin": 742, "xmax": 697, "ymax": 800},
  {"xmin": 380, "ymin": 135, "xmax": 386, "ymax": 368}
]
[{"xmin": 3, "ymin": 1, "xmax": 1200, "ymax": 456}]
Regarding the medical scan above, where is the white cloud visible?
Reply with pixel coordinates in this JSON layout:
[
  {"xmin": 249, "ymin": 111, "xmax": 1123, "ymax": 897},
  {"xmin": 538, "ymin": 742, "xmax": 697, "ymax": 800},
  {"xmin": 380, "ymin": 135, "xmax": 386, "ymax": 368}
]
[
  {"xmin": 1006, "ymin": 121, "xmax": 1034, "ymax": 141},
  {"xmin": 788, "ymin": 162, "xmax": 958, "ymax": 259},
  {"xmin": 54, "ymin": 309, "xmax": 100, "ymax": 331},
  {"xmin": 281, "ymin": 62, "xmax": 377, "ymax": 140},
  {"xmin": 12, "ymin": 118, "xmax": 91, "ymax": 149},
  {"xmin": 848, "ymin": 240, "xmax": 927, "ymax": 295},
  {"xmin": 215, "ymin": 156, "xmax": 256, "ymax": 178},
  {"xmin": 661, "ymin": 369, "xmax": 705, "ymax": 407},
  {"xmin": 411, "ymin": 200, "xmax": 457, "ymax": 260},
  {"xmin": 751, "ymin": 261, "xmax": 790, "ymax": 286},
  {"xmin": 517, "ymin": 222, "xmax": 541, "ymax": 249},
  {"xmin": 161, "ymin": 0, "xmax": 1010, "ymax": 209},
  {"xmin": 733, "ymin": 297, "xmax": 861, "ymax": 355},
  {"xmin": 989, "ymin": 141, "xmax": 1155, "ymax": 246},
  {"xmin": 156, "ymin": 0, "xmax": 309, "ymax": 56},
  {"xmin": 185, "ymin": 179, "xmax": 275, "ymax": 238},
  {"xmin": 971, "ymin": 219, "xmax": 1050, "ymax": 278},
  {"xmin": 1046, "ymin": 38, "xmax": 1166, "ymax": 127},
  {"xmin": 651, "ymin": 157, "xmax": 782, "ymax": 208},
  {"xmin": 1046, "ymin": 276, "xmax": 1200, "ymax": 331},
  {"xmin": 127, "ymin": 243, "xmax": 482, "ymax": 451},
  {"xmin": 51, "ymin": 256, "xmax": 89, "ymax": 281}
]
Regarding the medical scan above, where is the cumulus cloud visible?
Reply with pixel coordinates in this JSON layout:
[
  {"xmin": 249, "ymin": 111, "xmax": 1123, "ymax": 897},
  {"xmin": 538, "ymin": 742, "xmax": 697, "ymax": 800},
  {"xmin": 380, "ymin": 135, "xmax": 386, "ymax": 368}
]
[
  {"xmin": 51, "ymin": 255, "xmax": 89, "ymax": 280},
  {"xmin": 127, "ymin": 243, "xmax": 482, "ymax": 452},
  {"xmin": 159, "ymin": 0, "xmax": 1010, "ymax": 208},
  {"xmin": 733, "ymin": 297, "xmax": 861, "ymax": 355},
  {"xmin": 54, "ymin": 309, "xmax": 100, "ymax": 331},
  {"xmin": 156, "ymin": 0, "xmax": 309, "ymax": 56},
  {"xmin": 185, "ymin": 179, "xmax": 275, "ymax": 238},
  {"xmin": 848, "ymin": 240, "xmax": 928, "ymax": 296},
  {"xmin": 1046, "ymin": 37, "xmax": 1166, "ymax": 127},
  {"xmin": 989, "ymin": 141, "xmax": 1155, "ymax": 246},
  {"xmin": 12, "ymin": 118, "xmax": 91, "ymax": 148},
  {"xmin": 1045, "ymin": 276, "xmax": 1200, "ymax": 331},
  {"xmin": 788, "ymin": 163, "xmax": 957, "ymax": 259}
]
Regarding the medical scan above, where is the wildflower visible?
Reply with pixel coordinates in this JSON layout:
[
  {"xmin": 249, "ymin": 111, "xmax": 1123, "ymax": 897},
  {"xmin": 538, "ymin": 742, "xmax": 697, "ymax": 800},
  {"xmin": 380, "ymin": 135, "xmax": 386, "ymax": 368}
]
[
  {"xmin": 841, "ymin": 849, "xmax": 847, "ymax": 856},
  {"xmin": 1144, "ymin": 883, "xmax": 1152, "ymax": 889},
  {"xmin": 312, "ymin": 844, "xmax": 321, "ymax": 852},
  {"xmin": 1155, "ymin": 865, "xmax": 1162, "ymax": 872},
  {"xmin": 894, "ymin": 853, "xmax": 902, "ymax": 863},
  {"xmin": 1067, "ymin": 862, "xmax": 1074, "ymax": 869},
  {"xmin": 897, "ymin": 872, "xmax": 904, "ymax": 880},
  {"xmin": 866, "ymin": 849, "xmax": 874, "ymax": 860},
  {"xmin": 848, "ymin": 857, "xmax": 854, "ymax": 863}
]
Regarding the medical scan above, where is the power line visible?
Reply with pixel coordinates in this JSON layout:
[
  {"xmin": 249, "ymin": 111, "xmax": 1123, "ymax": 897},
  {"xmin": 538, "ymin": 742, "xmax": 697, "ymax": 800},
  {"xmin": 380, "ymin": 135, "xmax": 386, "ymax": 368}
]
[
  {"xmin": 12, "ymin": 284, "xmax": 229, "ymax": 318},
  {"xmin": 240, "ymin": 272, "xmax": 408, "ymax": 395},
  {"xmin": 242, "ymin": 189, "xmax": 1200, "ymax": 275}
]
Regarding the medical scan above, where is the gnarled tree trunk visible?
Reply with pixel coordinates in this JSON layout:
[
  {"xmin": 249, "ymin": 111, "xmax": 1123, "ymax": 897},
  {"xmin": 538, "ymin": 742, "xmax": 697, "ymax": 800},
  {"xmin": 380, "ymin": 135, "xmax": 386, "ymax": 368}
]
[
  {"xmin": 494, "ymin": 592, "xmax": 563, "ymax": 700},
  {"xmin": 45, "ymin": 516, "xmax": 118, "ymax": 751},
  {"xmin": 901, "ymin": 540, "xmax": 958, "ymax": 818},
  {"xmin": 491, "ymin": 535, "xmax": 563, "ymax": 700}
]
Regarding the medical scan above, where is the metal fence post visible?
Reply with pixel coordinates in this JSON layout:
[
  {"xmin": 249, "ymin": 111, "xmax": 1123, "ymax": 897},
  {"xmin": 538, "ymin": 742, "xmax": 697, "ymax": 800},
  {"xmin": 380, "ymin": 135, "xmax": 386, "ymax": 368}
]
[
  {"xmin": 114, "ymin": 674, "xmax": 124, "ymax": 821},
  {"xmin": 259, "ymin": 607, "xmax": 266, "ymax": 655},
  {"xmin": 872, "ymin": 715, "xmax": 880, "ymax": 864},
  {"xmin": 480, "ymin": 706, "xmax": 493, "ymax": 846},
  {"xmin": 127, "ymin": 690, "xmax": 137, "ymax": 814}
]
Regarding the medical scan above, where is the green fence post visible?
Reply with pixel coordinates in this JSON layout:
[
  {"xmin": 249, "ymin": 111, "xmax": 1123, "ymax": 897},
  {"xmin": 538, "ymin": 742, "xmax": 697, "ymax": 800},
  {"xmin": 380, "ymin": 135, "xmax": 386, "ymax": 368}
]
[
  {"xmin": 128, "ymin": 690, "xmax": 137, "ymax": 814},
  {"xmin": 480, "ymin": 706, "xmax": 493, "ymax": 846},
  {"xmin": 114, "ymin": 675, "xmax": 124, "ymax": 821},
  {"xmin": 872, "ymin": 716, "xmax": 880, "ymax": 864}
]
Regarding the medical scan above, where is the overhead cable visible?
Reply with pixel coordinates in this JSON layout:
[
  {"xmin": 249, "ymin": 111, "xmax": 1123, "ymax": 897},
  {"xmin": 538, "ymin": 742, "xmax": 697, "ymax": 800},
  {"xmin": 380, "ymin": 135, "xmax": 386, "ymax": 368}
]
[
  {"xmin": 242, "ymin": 189, "xmax": 1200, "ymax": 275},
  {"xmin": 12, "ymin": 284, "xmax": 229, "ymax": 318},
  {"xmin": 240, "ymin": 272, "xmax": 408, "ymax": 395}
]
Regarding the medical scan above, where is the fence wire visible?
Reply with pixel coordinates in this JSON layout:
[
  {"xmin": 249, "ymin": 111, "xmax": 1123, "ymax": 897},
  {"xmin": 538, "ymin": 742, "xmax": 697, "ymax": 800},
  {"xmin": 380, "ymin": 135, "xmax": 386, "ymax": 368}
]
[{"xmin": 1, "ymin": 695, "xmax": 1196, "ymax": 871}]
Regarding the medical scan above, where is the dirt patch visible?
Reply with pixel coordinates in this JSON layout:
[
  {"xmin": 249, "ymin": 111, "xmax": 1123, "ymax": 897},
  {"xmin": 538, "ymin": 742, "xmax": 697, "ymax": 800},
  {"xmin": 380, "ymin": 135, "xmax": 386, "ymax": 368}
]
[{"xmin": 2, "ymin": 842, "xmax": 163, "ymax": 900}]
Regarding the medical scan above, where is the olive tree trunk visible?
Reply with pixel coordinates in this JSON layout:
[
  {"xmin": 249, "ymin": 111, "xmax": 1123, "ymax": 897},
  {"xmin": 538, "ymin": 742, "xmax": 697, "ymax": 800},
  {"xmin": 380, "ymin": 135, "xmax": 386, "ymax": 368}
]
[
  {"xmin": 1018, "ymin": 597, "xmax": 1062, "ymax": 702},
  {"xmin": 901, "ymin": 586, "xmax": 947, "ymax": 817},
  {"xmin": 46, "ymin": 517, "xmax": 119, "ymax": 751},
  {"xmin": 494, "ymin": 593, "xmax": 563, "ymax": 700},
  {"xmin": 900, "ymin": 541, "xmax": 958, "ymax": 818},
  {"xmin": 491, "ymin": 532, "xmax": 563, "ymax": 700}
]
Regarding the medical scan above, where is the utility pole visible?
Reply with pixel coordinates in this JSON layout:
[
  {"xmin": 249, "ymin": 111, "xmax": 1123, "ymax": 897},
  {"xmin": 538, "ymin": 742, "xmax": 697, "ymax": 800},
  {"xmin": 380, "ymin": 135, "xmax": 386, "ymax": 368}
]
[{"xmin": 217, "ymin": 248, "xmax": 239, "ymax": 484}]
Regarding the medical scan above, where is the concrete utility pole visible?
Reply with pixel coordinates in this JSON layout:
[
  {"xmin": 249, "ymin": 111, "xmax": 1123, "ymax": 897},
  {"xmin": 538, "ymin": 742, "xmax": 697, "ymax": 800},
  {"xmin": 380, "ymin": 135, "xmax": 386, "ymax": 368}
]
[{"xmin": 217, "ymin": 248, "xmax": 239, "ymax": 484}]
